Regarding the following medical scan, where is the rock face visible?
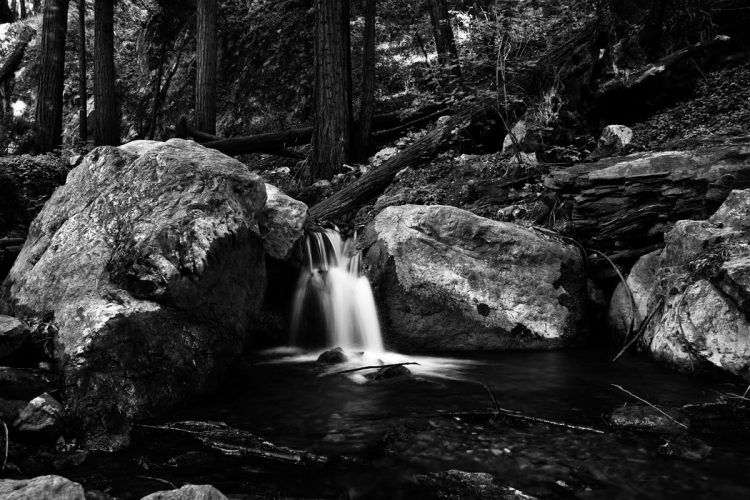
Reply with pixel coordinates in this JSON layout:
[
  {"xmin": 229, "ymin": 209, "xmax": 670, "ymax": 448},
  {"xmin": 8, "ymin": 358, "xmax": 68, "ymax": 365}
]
[
  {"xmin": 642, "ymin": 189, "xmax": 750, "ymax": 380},
  {"xmin": 0, "ymin": 475, "xmax": 86, "ymax": 500},
  {"xmin": 363, "ymin": 205, "xmax": 586, "ymax": 351},
  {"xmin": 544, "ymin": 144, "xmax": 750, "ymax": 253},
  {"xmin": 608, "ymin": 249, "xmax": 661, "ymax": 341},
  {"xmin": 0, "ymin": 139, "xmax": 268, "ymax": 449},
  {"xmin": 259, "ymin": 183, "xmax": 308, "ymax": 260}
]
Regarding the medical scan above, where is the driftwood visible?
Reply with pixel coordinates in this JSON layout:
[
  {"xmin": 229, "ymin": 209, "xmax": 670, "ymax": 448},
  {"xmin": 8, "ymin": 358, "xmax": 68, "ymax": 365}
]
[
  {"xmin": 136, "ymin": 420, "xmax": 338, "ymax": 465},
  {"xmin": 321, "ymin": 362, "xmax": 420, "ymax": 377},
  {"xmin": 189, "ymin": 103, "xmax": 450, "ymax": 156},
  {"xmin": 310, "ymin": 98, "xmax": 513, "ymax": 221},
  {"xmin": 544, "ymin": 143, "xmax": 750, "ymax": 256}
]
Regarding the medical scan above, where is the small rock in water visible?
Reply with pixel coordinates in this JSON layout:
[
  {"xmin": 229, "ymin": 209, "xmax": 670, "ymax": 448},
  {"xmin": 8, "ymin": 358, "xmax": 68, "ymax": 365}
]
[
  {"xmin": 317, "ymin": 347, "xmax": 348, "ymax": 364},
  {"xmin": 609, "ymin": 404, "xmax": 689, "ymax": 433},
  {"xmin": 14, "ymin": 392, "xmax": 64, "ymax": 438},
  {"xmin": 140, "ymin": 484, "xmax": 228, "ymax": 500},
  {"xmin": 365, "ymin": 365, "xmax": 412, "ymax": 381}
]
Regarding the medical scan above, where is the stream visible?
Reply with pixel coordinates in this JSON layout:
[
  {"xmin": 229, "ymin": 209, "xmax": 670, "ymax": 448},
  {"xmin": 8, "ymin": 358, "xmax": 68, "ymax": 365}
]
[{"xmin": 60, "ymin": 348, "xmax": 750, "ymax": 499}]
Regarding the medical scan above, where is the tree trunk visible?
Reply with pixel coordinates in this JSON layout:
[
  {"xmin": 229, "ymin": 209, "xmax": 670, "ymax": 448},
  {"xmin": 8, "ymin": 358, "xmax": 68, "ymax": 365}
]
[
  {"xmin": 428, "ymin": 0, "xmax": 461, "ymax": 79},
  {"xmin": 311, "ymin": 0, "xmax": 352, "ymax": 181},
  {"xmin": 35, "ymin": 0, "xmax": 69, "ymax": 153},
  {"xmin": 93, "ymin": 0, "xmax": 119, "ymax": 146},
  {"xmin": 354, "ymin": 0, "xmax": 376, "ymax": 162},
  {"xmin": 10, "ymin": 0, "xmax": 16, "ymax": 20},
  {"xmin": 34, "ymin": 0, "xmax": 40, "ymax": 13},
  {"xmin": 640, "ymin": 0, "xmax": 670, "ymax": 56},
  {"xmin": 195, "ymin": 0, "xmax": 217, "ymax": 135},
  {"xmin": 78, "ymin": 0, "xmax": 87, "ymax": 141},
  {"xmin": 0, "ymin": 2, "xmax": 11, "ymax": 24},
  {"xmin": 19, "ymin": 0, "xmax": 25, "ymax": 18}
]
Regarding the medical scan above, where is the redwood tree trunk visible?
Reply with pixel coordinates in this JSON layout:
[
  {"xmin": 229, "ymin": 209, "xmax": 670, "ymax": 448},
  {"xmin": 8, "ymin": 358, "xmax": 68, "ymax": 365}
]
[
  {"xmin": 78, "ymin": 0, "xmax": 87, "ymax": 141},
  {"xmin": 428, "ymin": 0, "xmax": 461, "ymax": 79},
  {"xmin": 20, "ymin": 0, "xmax": 26, "ymax": 18},
  {"xmin": 355, "ymin": 0, "xmax": 376, "ymax": 162},
  {"xmin": 195, "ymin": 0, "xmax": 217, "ymax": 135},
  {"xmin": 35, "ymin": 0, "xmax": 69, "ymax": 152},
  {"xmin": 93, "ymin": 0, "xmax": 119, "ymax": 145},
  {"xmin": 0, "ymin": 1, "xmax": 12, "ymax": 24},
  {"xmin": 311, "ymin": 0, "xmax": 352, "ymax": 181}
]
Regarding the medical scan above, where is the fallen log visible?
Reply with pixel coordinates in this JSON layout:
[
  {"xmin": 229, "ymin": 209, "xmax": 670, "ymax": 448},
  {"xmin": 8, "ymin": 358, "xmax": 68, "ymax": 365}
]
[
  {"xmin": 544, "ymin": 142, "xmax": 750, "ymax": 256},
  {"xmin": 193, "ymin": 103, "xmax": 450, "ymax": 156},
  {"xmin": 0, "ymin": 28, "xmax": 34, "ymax": 83},
  {"xmin": 309, "ymin": 98, "xmax": 511, "ymax": 221}
]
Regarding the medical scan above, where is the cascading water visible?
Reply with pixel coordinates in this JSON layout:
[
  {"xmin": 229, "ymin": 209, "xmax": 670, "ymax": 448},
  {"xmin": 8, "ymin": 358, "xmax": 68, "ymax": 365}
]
[{"xmin": 290, "ymin": 227, "xmax": 384, "ymax": 353}]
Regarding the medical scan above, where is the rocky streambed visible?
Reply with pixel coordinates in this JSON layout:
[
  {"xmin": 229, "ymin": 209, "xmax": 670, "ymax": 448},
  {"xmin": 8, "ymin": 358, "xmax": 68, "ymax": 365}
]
[{"xmin": 2, "ymin": 139, "xmax": 750, "ymax": 498}]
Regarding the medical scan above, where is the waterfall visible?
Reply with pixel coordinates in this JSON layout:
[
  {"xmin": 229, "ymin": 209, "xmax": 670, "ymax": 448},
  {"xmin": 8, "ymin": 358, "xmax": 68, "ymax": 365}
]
[{"xmin": 290, "ymin": 227, "xmax": 384, "ymax": 354}]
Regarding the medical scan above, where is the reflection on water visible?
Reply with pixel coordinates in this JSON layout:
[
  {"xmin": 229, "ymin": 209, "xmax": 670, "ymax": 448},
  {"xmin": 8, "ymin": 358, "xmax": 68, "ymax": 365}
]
[{"xmin": 67, "ymin": 349, "xmax": 750, "ymax": 499}]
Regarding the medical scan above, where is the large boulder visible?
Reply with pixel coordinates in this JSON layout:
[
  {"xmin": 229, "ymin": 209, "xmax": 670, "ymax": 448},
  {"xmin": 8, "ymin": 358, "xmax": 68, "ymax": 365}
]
[
  {"xmin": 0, "ymin": 139, "xmax": 268, "ymax": 449},
  {"xmin": 362, "ymin": 205, "xmax": 586, "ymax": 351},
  {"xmin": 643, "ymin": 189, "xmax": 750, "ymax": 380},
  {"xmin": 0, "ymin": 475, "xmax": 85, "ymax": 500}
]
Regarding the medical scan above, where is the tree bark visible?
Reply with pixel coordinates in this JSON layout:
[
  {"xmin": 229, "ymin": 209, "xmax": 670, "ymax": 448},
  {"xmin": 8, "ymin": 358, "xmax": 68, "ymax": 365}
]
[
  {"xmin": 195, "ymin": 0, "xmax": 217, "ymax": 135},
  {"xmin": 311, "ymin": 0, "xmax": 352, "ymax": 181},
  {"xmin": 428, "ymin": 0, "xmax": 461, "ymax": 79},
  {"xmin": 78, "ymin": 0, "xmax": 87, "ymax": 141},
  {"xmin": 19, "ymin": 0, "xmax": 25, "ymax": 18},
  {"xmin": 35, "ymin": 0, "xmax": 69, "ymax": 152},
  {"xmin": 0, "ymin": 2, "xmax": 11, "ymax": 23},
  {"xmin": 309, "ymin": 98, "xmax": 503, "ymax": 221},
  {"xmin": 354, "ymin": 0, "xmax": 376, "ymax": 162},
  {"xmin": 93, "ymin": 0, "xmax": 119, "ymax": 145}
]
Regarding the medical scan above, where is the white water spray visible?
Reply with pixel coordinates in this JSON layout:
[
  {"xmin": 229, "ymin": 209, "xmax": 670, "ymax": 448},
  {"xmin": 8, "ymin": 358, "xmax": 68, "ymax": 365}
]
[{"xmin": 291, "ymin": 228, "xmax": 384, "ymax": 353}]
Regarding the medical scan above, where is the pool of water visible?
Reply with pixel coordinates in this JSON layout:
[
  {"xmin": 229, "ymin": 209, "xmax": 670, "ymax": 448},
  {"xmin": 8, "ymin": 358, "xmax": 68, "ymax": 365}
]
[{"xmin": 61, "ymin": 348, "xmax": 750, "ymax": 499}]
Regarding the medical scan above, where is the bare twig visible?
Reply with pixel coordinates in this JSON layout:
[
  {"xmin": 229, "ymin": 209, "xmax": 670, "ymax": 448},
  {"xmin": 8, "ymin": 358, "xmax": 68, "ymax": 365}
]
[
  {"xmin": 134, "ymin": 475, "xmax": 177, "ymax": 489},
  {"xmin": 612, "ymin": 296, "xmax": 664, "ymax": 362},
  {"xmin": 2, "ymin": 421, "xmax": 8, "ymax": 471},
  {"xmin": 589, "ymin": 249, "xmax": 637, "ymax": 344},
  {"xmin": 494, "ymin": 407, "xmax": 605, "ymax": 434},
  {"xmin": 611, "ymin": 384, "xmax": 688, "ymax": 429},
  {"xmin": 478, "ymin": 382, "xmax": 500, "ymax": 412},
  {"xmin": 321, "ymin": 362, "xmax": 420, "ymax": 377}
]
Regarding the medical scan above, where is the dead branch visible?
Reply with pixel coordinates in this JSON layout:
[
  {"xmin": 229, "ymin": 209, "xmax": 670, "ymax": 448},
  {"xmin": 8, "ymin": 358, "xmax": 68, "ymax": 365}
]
[
  {"xmin": 322, "ymin": 362, "xmax": 420, "ymax": 377},
  {"xmin": 611, "ymin": 384, "xmax": 688, "ymax": 429}
]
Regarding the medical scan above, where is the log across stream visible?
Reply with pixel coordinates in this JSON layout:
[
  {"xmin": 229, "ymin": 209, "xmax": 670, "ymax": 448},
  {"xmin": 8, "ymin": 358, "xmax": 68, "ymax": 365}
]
[{"xmin": 49, "ymin": 349, "xmax": 750, "ymax": 499}]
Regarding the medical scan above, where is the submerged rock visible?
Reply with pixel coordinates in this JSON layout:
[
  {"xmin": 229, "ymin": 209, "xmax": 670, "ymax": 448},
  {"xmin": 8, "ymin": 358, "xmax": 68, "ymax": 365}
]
[
  {"xmin": 365, "ymin": 364, "xmax": 412, "ymax": 380},
  {"xmin": 14, "ymin": 392, "xmax": 64, "ymax": 438},
  {"xmin": 0, "ymin": 315, "xmax": 29, "ymax": 361},
  {"xmin": 0, "ymin": 139, "xmax": 268, "ymax": 449},
  {"xmin": 140, "ymin": 484, "xmax": 228, "ymax": 500},
  {"xmin": 609, "ymin": 404, "xmax": 688, "ymax": 433},
  {"xmin": 317, "ymin": 347, "xmax": 348, "ymax": 364},
  {"xmin": 0, "ymin": 475, "xmax": 86, "ymax": 499},
  {"xmin": 363, "ymin": 205, "xmax": 586, "ymax": 351},
  {"xmin": 412, "ymin": 470, "xmax": 536, "ymax": 499}
]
